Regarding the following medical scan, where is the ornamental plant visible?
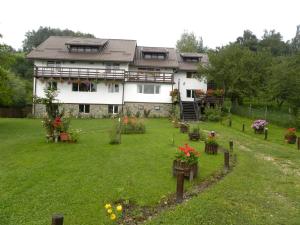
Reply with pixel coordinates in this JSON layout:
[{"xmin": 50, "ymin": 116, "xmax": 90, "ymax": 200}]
[
  {"xmin": 194, "ymin": 89, "xmax": 205, "ymax": 97},
  {"xmin": 205, "ymin": 131, "xmax": 218, "ymax": 146},
  {"xmin": 175, "ymin": 144, "xmax": 200, "ymax": 165},
  {"xmin": 213, "ymin": 89, "xmax": 224, "ymax": 97},
  {"xmin": 284, "ymin": 128, "xmax": 297, "ymax": 143},
  {"xmin": 104, "ymin": 203, "xmax": 123, "ymax": 222},
  {"xmin": 121, "ymin": 116, "xmax": 145, "ymax": 134},
  {"xmin": 251, "ymin": 119, "xmax": 268, "ymax": 131}
]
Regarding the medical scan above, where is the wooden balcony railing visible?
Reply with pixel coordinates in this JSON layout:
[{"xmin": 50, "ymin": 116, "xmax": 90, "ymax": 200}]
[{"xmin": 34, "ymin": 66, "xmax": 174, "ymax": 83}]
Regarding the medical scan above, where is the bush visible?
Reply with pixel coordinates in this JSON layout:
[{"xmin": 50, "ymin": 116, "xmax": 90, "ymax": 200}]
[
  {"xmin": 205, "ymin": 107, "xmax": 222, "ymax": 122},
  {"xmin": 109, "ymin": 120, "xmax": 121, "ymax": 144},
  {"xmin": 143, "ymin": 109, "xmax": 151, "ymax": 118},
  {"xmin": 121, "ymin": 116, "xmax": 146, "ymax": 134}
]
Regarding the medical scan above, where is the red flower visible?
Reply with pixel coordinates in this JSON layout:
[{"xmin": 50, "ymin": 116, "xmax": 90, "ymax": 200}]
[
  {"xmin": 178, "ymin": 143, "xmax": 199, "ymax": 157},
  {"xmin": 53, "ymin": 117, "xmax": 62, "ymax": 128}
]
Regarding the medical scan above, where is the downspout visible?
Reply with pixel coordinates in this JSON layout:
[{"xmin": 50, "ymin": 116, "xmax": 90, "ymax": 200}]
[
  {"xmin": 32, "ymin": 66, "xmax": 37, "ymax": 116},
  {"xmin": 122, "ymin": 70, "xmax": 125, "ymax": 114}
]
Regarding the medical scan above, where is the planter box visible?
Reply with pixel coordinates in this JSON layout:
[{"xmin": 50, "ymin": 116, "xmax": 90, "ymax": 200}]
[
  {"xmin": 173, "ymin": 160, "xmax": 198, "ymax": 181},
  {"xmin": 285, "ymin": 135, "xmax": 297, "ymax": 144},
  {"xmin": 254, "ymin": 128, "xmax": 264, "ymax": 134},
  {"xmin": 60, "ymin": 132, "xmax": 70, "ymax": 142},
  {"xmin": 189, "ymin": 132, "xmax": 200, "ymax": 141},
  {"xmin": 205, "ymin": 143, "xmax": 218, "ymax": 154},
  {"xmin": 180, "ymin": 124, "xmax": 189, "ymax": 133}
]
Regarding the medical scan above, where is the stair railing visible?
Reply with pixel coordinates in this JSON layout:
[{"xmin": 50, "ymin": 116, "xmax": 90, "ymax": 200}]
[
  {"xmin": 193, "ymin": 94, "xmax": 200, "ymax": 121},
  {"xmin": 178, "ymin": 91, "xmax": 184, "ymax": 121}
]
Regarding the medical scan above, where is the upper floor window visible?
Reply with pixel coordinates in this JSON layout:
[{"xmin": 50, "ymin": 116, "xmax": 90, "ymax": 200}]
[
  {"xmin": 47, "ymin": 81, "xmax": 57, "ymax": 90},
  {"xmin": 183, "ymin": 57, "xmax": 200, "ymax": 62},
  {"xmin": 138, "ymin": 67, "xmax": 160, "ymax": 72},
  {"xmin": 47, "ymin": 61, "xmax": 61, "ymax": 67},
  {"xmin": 143, "ymin": 53, "xmax": 166, "ymax": 60},
  {"xmin": 108, "ymin": 83, "xmax": 119, "ymax": 93},
  {"xmin": 72, "ymin": 82, "xmax": 97, "ymax": 92},
  {"xmin": 137, "ymin": 84, "xmax": 160, "ymax": 94},
  {"xmin": 69, "ymin": 46, "xmax": 100, "ymax": 53},
  {"xmin": 186, "ymin": 72, "xmax": 196, "ymax": 78},
  {"xmin": 106, "ymin": 63, "xmax": 120, "ymax": 73}
]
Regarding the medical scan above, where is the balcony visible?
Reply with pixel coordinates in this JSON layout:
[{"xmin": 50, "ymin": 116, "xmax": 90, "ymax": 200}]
[{"xmin": 34, "ymin": 66, "xmax": 174, "ymax": 83}]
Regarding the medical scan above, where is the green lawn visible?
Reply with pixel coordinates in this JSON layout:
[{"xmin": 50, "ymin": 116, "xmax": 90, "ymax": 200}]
[{"xmin": 0, "ymin": 118, "xmax": 223, "ymax": 225}]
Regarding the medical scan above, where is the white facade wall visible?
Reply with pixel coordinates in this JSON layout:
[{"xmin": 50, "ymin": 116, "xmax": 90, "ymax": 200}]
[
  {"xmin": 174, "ymin": 72, "xmax": 207, "ymax": 102},
  {"xmin": 35, "ymin": 79, "xmax": 123, "ymax": 104},
  {"xmin": 124, "ymin": 83, "xmax": 172, "ymax": 103}
]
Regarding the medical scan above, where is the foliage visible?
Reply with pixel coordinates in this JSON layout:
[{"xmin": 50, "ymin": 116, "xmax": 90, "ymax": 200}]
[
  {"xmin": 205, "ymin": 132, "xmax": 218, "ymax": 146},
  {"xmin": 205, "ymin": 107, "xmax": 223, "ymax": 122},
  {"xmin": 251, "ymin": 119, "xmax": 268, "ymax": 130},
  {"xmin": 175, "ymin": 143, "xmax": 200, "ymax": 165},
  {"xmin": 104, "ymin": 203, "xmax": 123, "ymax": 222},
  {"xmin": 176, "ymin": 31, "xmax": 206, "ymax": 53},
  {"xmin": 22, "ymin": 26, "xmax": 94, "ymax": 52},
  {"xmin": 69, "ymin": 128, "xmax": 81, "ymax": 142},
  {"xmin": 135, "ymin": 111, "xmax": 141, "ymax": 118},
  {"xmin": 284, "ymin": 128, "xmax": 296, "ymax": 139},
  {"xmin": 143, "ymin": 109, "xmax": 151, "ymax": 118},
  {"xmin": 121, "ymin": 116, "xmax": 146, "ymax": 134},
  {"xmin": 109, "ymin": 119, "xmax": 121, "ymax": 144}
]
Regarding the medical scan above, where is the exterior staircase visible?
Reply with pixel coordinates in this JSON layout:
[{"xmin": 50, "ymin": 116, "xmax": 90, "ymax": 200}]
[{"xmin": 181, "ymin": 101, "xmax": 198, "ymax": 121}]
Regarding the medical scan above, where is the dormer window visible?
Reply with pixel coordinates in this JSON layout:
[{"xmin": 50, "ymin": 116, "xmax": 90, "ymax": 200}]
[
  {"xmin": 143, "ymin": 53, "xmax": 166, "ymax": 60},
  {"xmin": 141, "ymin": 47, "xmax": 169, "ymax": 60},
  {"xmin": 180, "ymin": 53, "xmax": 202, "ymax": 63},
  {"xmin": 68, "ymin": 45, "xmax": 100, "ymax": 53},
  {"xmin": 65, "ymin": 38, "xmax": 108, "ymax": 53},
  {"xmin": 183, "ymin": 57, "xmax": 200, "ymax": 62}
]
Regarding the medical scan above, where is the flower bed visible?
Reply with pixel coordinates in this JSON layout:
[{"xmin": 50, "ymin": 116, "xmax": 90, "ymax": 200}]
[{"xmin": 121, "ymin": 116, "xmax": 146, "ymax": 134}]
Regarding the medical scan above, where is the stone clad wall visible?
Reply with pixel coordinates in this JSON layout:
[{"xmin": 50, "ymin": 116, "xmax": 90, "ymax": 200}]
[{"xmin": 34, "ymin": 102, "xmax": 172, "ymax": 118}]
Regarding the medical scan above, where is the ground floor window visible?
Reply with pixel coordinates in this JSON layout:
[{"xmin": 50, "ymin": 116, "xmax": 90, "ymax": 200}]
[
  {"xmin": 154, "ymin": 106, "xmax": 160, "ymax": 111},
  {"xmin": 108, "ymin": 105, "xmax": 119, "ymax": 114},
  {"xmin": 47, "ymin": 81, "xmax": 57, "ymax": 90},
  {"xmin": 79, "ymin": 104, "xmax": 90, "ymax": 113},
  {"xmin": 186, "ymin": 89, "xmax": 195, "ymax": 98}
]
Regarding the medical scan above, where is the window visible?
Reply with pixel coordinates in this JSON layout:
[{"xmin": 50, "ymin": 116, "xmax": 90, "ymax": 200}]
[
  {"xmin": 143, "ymin": 53, "xmax": 166, "ymax": 60},
  {"xmin": 106, "ymin": 63, "xmax": 120, "ymax": 73},
  {"xmin": 138, "ymin": 105, "xmax": 144, "ymax": 110},
  {"xmin": 137, "ymin": 84, "xmax": 160, "ymax": 94},
  {"xmin": 47, "ymin": 61, "xmax": 61, "ymax": 67},
  {"xmin": 154, "ymin": 106, "xmax": 160, "ymax": 111},
  {"xmin": 69, "ymin": 46, "xmax": 100, "ymax": 53},
  {"xmin": 108, "ymin": 83, "xmax": 119, "ymax": 93},
  {"xmin": 186, "ymin": 72, "xmax": 196, "ymax": 78},
  {"xmin": 47, "ymin": 81, "xmax": 57, "ymax": 90},
  {"xmin": 108, "ymin": 105, "xmax": 119, "ymax": 114},
  {"xmin": 79, "ymin": 104, "xmax": 90, "ymax": 113},
  {"xmin": 183, "ymin": 57, "xmax": 200, "ymax": 62},
  {"xmin": 186, "ymin": 89, "xmax": 195, "ymax": 98},
  {"xmin": 72, "ymin": 82, "xmax": 97, "ymax": 92}
]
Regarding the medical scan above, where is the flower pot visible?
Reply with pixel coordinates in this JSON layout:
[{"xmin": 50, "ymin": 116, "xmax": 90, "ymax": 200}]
[
  {"xmin": 60, "ymin": 132, "xmax": 70, "ymax": 142},
  {"xmin": 285, "ymin": 135, "xmax": 297, "ymax": 144},
  {"xmin": 254, "ymin": 128, "xmax": 264, "ymax": 134},
  {"xmin": 180, "ymin": 124, "xmax": 189, "ymax": 133},
  {"xmin": 173, "ymin": 160, "xmax": 198, "ymax": 180},
  {"xmin": 205, "ymin": 143, "xmax": 218, "ymax": 154},
  {"xmin": 189, "ymin": 132, "xmax": 200, "ymax": 141}
]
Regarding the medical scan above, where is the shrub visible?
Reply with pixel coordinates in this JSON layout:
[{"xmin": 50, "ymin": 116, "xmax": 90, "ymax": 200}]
[
  {"xmin": 109, "ymin": 120, "xmax": 121, "ymax": 144},
  {"xmin": 205, "ymin": 107, "xmax": 222, "ymax": 121},
  {"xmin": 143, "ymin": 109, "xmax": 151, "ymax": 118},
  {"xmin": 121, "ymin": 116, "xmax": 146, "ymax": 134},
  {"xmin": 251, "ymin": 119, "xmax": 268, "ymax": 130},
  {"xmin": 135, "ymin": 111, "xmax": 141, "ymax": 118},
  {"xmin": 69, "ymin": 129, "xmax": 81, "ymax": 142}
]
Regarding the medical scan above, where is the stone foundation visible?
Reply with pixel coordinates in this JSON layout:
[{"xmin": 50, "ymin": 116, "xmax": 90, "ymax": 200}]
[{"xmin": 34, "ymin": 102, "xmax": 172, "ymax": 118}]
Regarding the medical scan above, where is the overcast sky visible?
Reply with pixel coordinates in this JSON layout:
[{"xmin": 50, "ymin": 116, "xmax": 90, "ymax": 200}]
[{"xmin": 0, "ymin": 0, "xmax": 299, "ymax": 50}]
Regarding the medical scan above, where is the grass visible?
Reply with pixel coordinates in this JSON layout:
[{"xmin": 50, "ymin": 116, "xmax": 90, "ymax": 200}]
[
  {"xmin": 146, "ymin": 116, "xmax": 300, "ymax": 225},
  {"xmin": 0, "ymin": 118, "xmax": 223, "ymax": 225}
]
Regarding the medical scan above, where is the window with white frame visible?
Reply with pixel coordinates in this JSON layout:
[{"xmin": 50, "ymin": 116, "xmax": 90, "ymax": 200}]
[
  {"xmin": 137, "ymin": 84, "xmax": 160, "ymax": 94},
  {"xmin": 186, "ymin": 89, "xmax": 195, "ymax": 98},
  {"xmin": 72, "ymin": 82, "xmax": 97, "ymax": 92},
  {"xmin": 108, "ymin": 105, "xmax": 119, "ymax": 114},
  {"xmin": 106, "ymin": 63, "xmax": 120, "ymax": 73},
  {"xmin": 47, "ymin": 61, "xmax": 61, "ymax": 67},
  {"xmin": 108, "ymin": 83, "xmax": 119, "ymax": 93},
  {"xmin": 79, "ymin": 104, "xmax": 90, "ymax": 113},
  {"xmin": 46, "ymin": 81, "xmax": 57, "ymax": 90}
]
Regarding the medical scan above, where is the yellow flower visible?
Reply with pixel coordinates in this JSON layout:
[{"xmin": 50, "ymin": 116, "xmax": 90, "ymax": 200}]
[
  {"xmin": 116, "ymin": 205, "xmax": 122, "ymax": 212},
  {"xmin": 104, "ymin": 203, "xmax": 111, "ymax": 209},
  {"xmin": 110, "ymin": 213, "xmax": 116, "ymax": 220},
  {"xmin": 107, "ymin": 208, "xmax": 113, "ymax": 214}
]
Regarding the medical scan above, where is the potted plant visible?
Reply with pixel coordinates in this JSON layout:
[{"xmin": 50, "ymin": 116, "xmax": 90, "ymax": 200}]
[
  {"xmin": 188, "ymin": 126, "xmax": 200, "ymax": 141},
  {"xmin": 179, "ymin": 122, "xmax": 189, "ymax": 133},
  {"xmin": 251, "ymin": 119, "xmax": 268, "ymax": 134},
  {"xmin": 173, "ymin": 143, "xmax": 200, "ymax": 180},
  {"xmin": 205, "ymin": 131, "xmax": 218, "ymax": 154},
  {"xmin": 284, "ymin": 128, "xmax": 297, "ymax": 144}
]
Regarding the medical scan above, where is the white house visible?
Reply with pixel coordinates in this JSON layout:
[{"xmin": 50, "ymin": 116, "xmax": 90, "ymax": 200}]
[{"xmin": 27, "ymin": 36, "xmax": 207, "ymax": 118}]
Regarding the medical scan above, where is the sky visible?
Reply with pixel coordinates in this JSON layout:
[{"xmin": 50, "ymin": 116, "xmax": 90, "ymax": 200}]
[{"xmin": 0, "ymin": 0, "xmax": 299, "ymax": 50}]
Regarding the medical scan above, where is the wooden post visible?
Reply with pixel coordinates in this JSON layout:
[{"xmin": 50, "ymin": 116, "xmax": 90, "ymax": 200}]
[
  {"xmin": 229, "ymin": 118, "xmax": 232, "ymax": 127},
  {"xmin": 229, "ymin": 140, "xmax": 233, "ymax": 151},
  {"xmin": 51, "ymin": 214, "xmax": 64, "ymax": 225},
  {"xmin": 224, "ymin": 151, "xmax": 230, "ymax": 170},
  {"xmin": 176, "ymin": 168, "xmax": 184, "ymax": 203},
  {"xmin": 297, "ymin": 137, "xmax": 300, "ymax": 150},
  {"xmin": 242, "ymin": 123, "xmax": 245, "ymax": 132},
  {"xmin": 264, "ymin": 128, "xmax": 268, "ymax": 140}
]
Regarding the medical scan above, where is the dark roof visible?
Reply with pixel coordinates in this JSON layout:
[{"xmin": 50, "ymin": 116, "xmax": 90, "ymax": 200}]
[
  {"xmin": 65, "ymin": 38, "xmax": 108, "ymax": 47},
  {"xmin": 177, "ymin": 52, "xmax": 208, "ymax": 71},
  {"xmin": 141, "ymin": 47, "xmax": 169, "ymax": 54},
  {"xmin": 132, "ymin": 46, "xmax": 179, "ymax": 69},
  {"xmin": 27, "ymin": 36, "xmax": 137, "ymax": 62}
]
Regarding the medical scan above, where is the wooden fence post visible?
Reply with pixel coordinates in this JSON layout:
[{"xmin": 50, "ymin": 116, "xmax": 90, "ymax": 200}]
[
  {"xmin": 264, "ymin": 128, "xmax": 268, "ymax": 140},
  {"xmin": 242, "ymin": 124, "xmax": 245, "ymax": 132},
  {"xmin": 51, "ymin": 214, "xmax": 64, "ymax": 225},
  {"xmin": 229, "ymin": 118, "xmax": 232, "ymax": 127},
  {"xmin": 297, "ymin": 137, "xmax": 300, "ymax": 150},
  {"xmin": 229, "ymin": 140, "xmax": 233, "ymax": 151},
  {"xmin": 176, "ymin": 168, "xmax": 184, "ymax": 203},
  {"xmin": 224, "ymin": 151, "xmax": 230, "ymax": 170}
]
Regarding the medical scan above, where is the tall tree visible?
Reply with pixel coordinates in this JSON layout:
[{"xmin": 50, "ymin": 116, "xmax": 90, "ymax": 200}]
[
  {"xmin": 236, "ymin": 30, "xmax": 258, "ymax": 51},
  {"xmin": 22, "ymin": 26, "xmax": 95, "ymax": 52},
  {"xmin": 176, "ymin": 31, "xmax": 206, "ymax": 53},
  {"xmin": 259, "ymin": 30, "xmax": 289, "ymax": 56}
]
